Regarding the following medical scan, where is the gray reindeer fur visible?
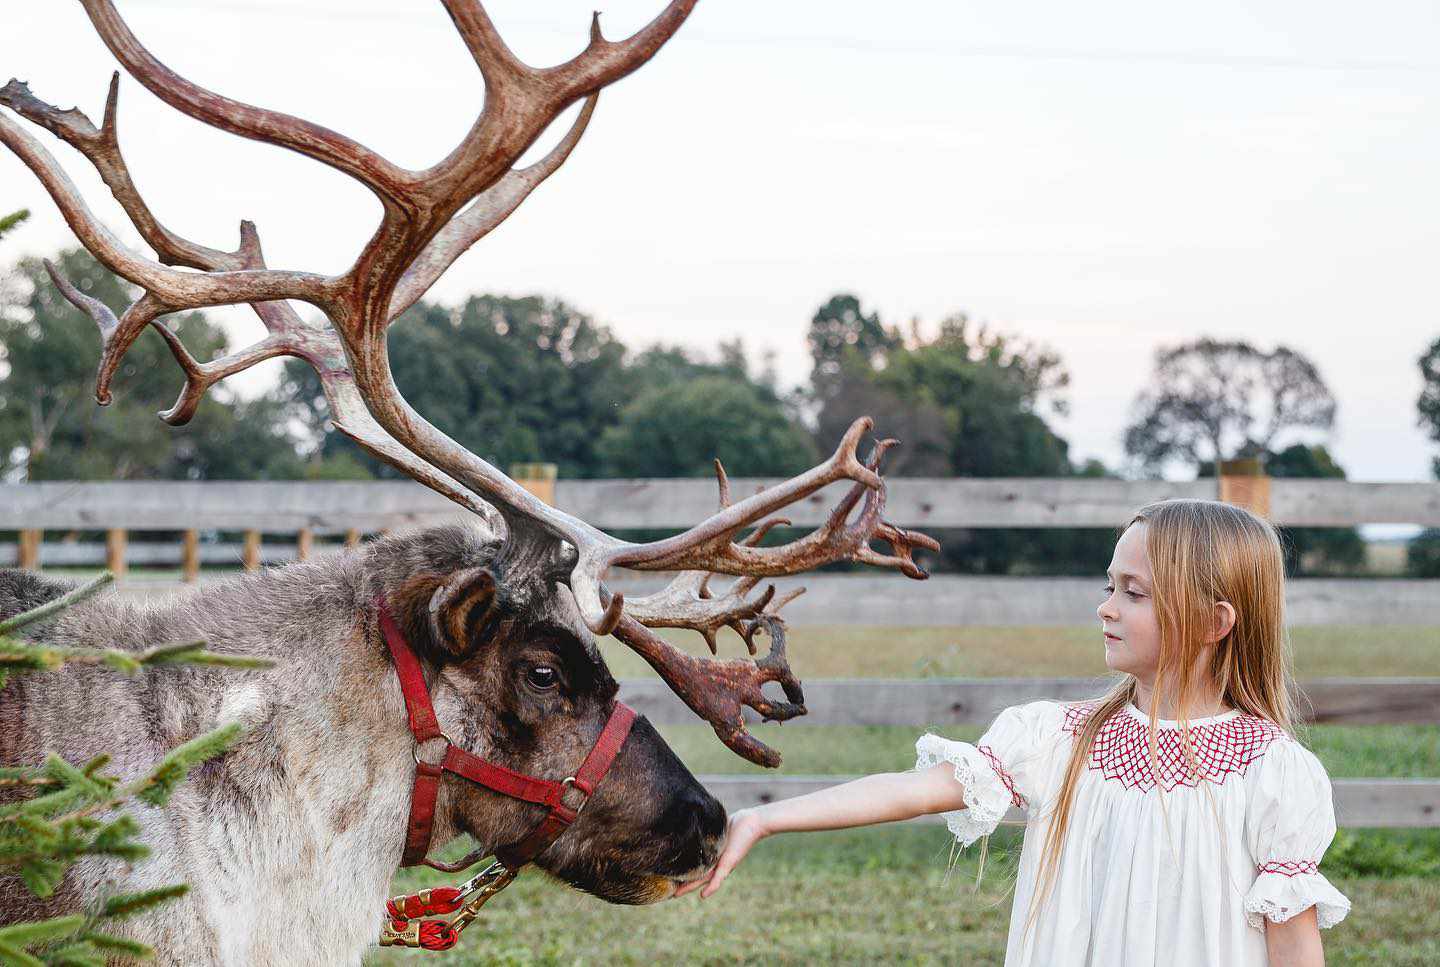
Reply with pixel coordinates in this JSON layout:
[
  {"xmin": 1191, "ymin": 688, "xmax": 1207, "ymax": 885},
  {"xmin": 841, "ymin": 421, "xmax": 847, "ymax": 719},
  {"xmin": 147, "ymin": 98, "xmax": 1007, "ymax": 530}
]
[{"xmin": 0, "ymin": 524, "xmax": 722, "ymax": 966}]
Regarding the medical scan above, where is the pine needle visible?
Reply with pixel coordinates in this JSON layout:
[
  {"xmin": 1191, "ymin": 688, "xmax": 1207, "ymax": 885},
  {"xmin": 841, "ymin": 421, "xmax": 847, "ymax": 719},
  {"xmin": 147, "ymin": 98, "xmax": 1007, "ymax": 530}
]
[{"xmin": 0, "ymin": 574, "xmax": 114, "ymax": 635}]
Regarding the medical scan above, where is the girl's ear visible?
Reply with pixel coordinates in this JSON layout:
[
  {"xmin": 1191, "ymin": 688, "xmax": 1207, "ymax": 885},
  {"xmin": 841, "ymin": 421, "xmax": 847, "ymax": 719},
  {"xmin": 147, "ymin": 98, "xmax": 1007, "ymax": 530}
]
[{"xmin": 1209, "ymin": 600, "xmax": 1237, "ymax": 644}]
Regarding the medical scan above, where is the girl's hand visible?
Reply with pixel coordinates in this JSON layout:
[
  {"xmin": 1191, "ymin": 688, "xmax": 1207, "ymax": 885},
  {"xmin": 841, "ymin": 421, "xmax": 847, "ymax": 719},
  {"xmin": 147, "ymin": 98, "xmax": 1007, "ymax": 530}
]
[{"xmin": 675, "ymin": 807, "xmax": 768, "ymax": 899}]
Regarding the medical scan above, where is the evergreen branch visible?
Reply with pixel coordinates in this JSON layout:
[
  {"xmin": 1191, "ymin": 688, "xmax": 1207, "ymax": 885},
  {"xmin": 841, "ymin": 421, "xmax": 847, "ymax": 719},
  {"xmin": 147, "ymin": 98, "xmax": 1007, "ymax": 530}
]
[
  {"xmin": 0, "ymin": 940, "xmax": 45, "ymax": 967},
  {"xmin": 0, "ymin": 766, "xmax": 60, "ymax": 791},
  {"xmin": 78, "ymin": 932, "xmax": 151, "ymax": 958},
  {"xmin": 101, "ymin": 884, "xmax": 187, "ymax": 919},
  {"xmin": 0, "ymin": 916, "xmax": 85, "ymax": 948},
  {"xmin": 134, "ymin": 723, "xmax": 244, "ymax": 807},
  {"xmin": 40, "ymin": 942, "xmax": 106, "ymax": 967},
  {"xmin": 0, "ymin": 639, "xmax": 273, "ymax": 676},
  {"xmin": 0, "ymin": 575, "xmax": 114, "ymax": 635}
]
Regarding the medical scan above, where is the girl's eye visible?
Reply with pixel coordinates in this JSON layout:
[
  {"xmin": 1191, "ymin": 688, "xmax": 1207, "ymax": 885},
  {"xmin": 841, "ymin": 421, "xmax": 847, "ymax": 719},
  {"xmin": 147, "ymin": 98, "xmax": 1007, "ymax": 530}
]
[
  {"xmin": 1125, "ymin": 590, "xmax": 1144, "ymax": 600},
  {"xmin": 1102, "ymin": 585, "xmax": 1114, "ymax": 595},
  {"xmin": 526, "ymin": 665, "xmax": 559, "ymax": 690}
]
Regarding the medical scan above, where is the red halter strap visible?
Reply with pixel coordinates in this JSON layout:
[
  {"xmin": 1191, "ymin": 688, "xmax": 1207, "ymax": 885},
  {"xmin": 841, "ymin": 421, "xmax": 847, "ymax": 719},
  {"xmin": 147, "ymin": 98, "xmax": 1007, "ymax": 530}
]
[{"xmin": 377, "ymin": 598, "xmax": 637, "ymax": 869}]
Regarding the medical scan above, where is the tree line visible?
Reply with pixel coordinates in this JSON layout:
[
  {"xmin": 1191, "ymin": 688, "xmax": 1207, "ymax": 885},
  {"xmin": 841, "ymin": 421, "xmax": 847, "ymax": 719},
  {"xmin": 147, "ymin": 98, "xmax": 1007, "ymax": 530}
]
[{"xmin": 3, "ymin": 231, "xmax": 1436, "ymax": 576}]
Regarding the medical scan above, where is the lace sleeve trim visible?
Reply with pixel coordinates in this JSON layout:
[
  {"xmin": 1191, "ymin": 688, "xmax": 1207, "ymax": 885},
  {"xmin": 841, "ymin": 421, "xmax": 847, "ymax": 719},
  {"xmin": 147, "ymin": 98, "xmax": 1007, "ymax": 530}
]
[
  {"xmin": 1243, "ymin": 866, "xmax": 1351, "ymax": 930},
  {"xmin": 915, "ymin": 734, "xmax": 1019, "ymax": 848}
]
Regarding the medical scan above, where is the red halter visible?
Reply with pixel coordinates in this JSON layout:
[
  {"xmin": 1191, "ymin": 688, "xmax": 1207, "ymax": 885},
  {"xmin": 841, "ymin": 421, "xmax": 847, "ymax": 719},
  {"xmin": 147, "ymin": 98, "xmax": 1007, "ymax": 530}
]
[{"xmin": 376, "ymin": 598, "xmax": 637, "ymax": 871}]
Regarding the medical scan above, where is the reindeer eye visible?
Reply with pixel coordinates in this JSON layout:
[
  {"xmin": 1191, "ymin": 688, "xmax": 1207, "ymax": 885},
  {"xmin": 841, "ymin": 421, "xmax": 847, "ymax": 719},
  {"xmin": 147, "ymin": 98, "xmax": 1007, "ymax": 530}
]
[{"xmin": 525, "ymin": 665, "xmax": 560, "ymax": 691}]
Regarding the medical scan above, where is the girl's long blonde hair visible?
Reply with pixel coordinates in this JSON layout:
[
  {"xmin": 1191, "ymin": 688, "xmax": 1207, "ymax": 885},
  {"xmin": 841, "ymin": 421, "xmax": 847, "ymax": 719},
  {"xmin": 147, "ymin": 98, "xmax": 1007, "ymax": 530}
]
[{"xmin": 1026, "ymin": 498, "xmax": 1296, "ymax": 926}]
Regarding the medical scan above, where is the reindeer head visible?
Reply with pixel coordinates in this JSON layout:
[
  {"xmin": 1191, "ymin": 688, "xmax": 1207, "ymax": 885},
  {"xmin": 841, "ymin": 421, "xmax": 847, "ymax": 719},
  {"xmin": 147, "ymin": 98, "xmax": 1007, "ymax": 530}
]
[
  {"xmin": 372, "ymin": 523, "xmax": 724, "ymax": 902},
  {"xmin": 0, "ymin": 0, "xmax": 939, "ymax": 894}
]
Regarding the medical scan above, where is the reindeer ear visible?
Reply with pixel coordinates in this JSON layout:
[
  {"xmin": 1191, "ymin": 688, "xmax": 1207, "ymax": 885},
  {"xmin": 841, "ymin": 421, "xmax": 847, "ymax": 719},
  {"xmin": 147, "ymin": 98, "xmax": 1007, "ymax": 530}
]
[{"xmin": 426, "ymin": 566, "xmax": 503, "ymax": 659}]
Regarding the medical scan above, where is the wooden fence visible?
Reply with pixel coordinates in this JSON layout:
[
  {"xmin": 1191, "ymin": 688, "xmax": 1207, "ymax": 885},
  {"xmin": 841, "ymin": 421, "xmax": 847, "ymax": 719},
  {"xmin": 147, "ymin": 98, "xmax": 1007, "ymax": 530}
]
[
  {"xmin": 618, "ymin": 677, "xmax": 1440, "ymax": 827},
  {"xmin": 2, "ymin": 477, "xmax": 1437, "ymax": 825}
]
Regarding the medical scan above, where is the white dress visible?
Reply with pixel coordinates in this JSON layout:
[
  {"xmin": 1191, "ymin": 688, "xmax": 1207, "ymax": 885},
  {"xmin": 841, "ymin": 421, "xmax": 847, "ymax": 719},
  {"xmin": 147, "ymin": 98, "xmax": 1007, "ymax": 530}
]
[{"xmin": 915, "ymin": 701, "xmax": 1351, "ymax": 966}]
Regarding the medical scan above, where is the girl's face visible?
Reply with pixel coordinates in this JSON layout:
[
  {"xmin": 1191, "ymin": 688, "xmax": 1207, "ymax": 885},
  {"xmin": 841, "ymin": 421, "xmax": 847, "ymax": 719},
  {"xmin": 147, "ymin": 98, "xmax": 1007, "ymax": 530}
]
[{"xmin": 1098, "ymin": 523, "xmax": 1162, "ymax": 684}]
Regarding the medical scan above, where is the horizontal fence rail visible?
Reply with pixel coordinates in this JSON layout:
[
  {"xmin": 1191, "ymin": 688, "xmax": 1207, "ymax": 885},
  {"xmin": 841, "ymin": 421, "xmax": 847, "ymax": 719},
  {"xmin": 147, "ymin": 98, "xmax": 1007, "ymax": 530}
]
[
  {"xmin": 101, "ymin": 572, "xmax": 1440, "ymax": 627},
  {"xmin": 700, "ymin": 776, "xmax": 1438, "ymax": 828},
  {"xmin": 1, "ymin": 478, "xmax": 1437, "ymax": 530},
  {"xmin": 616, "ymin": 678, "xmax": 1440, "ymax": 726}
]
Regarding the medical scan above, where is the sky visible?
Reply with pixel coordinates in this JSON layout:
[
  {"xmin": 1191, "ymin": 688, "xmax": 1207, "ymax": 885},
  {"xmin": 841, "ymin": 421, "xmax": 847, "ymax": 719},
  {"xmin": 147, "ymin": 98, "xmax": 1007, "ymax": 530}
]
[{"xmin": 2, "ymin": 0, "xmax": 1439, "ymax": 487}]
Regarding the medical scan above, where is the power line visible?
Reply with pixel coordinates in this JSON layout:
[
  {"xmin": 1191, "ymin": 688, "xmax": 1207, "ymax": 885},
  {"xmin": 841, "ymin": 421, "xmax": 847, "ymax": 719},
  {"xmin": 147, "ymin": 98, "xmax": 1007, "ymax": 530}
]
[{"xmin": 109, "ymin": 1, "xmax": 1440, "ymax": 75}]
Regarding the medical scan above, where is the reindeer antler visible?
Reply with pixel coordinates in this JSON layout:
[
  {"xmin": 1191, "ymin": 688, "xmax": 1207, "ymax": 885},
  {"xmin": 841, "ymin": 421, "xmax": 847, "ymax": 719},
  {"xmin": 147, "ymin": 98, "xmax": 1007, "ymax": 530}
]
[{"xmin": 1, "ymin": 0, "xmax": 939, "ymax": 767}]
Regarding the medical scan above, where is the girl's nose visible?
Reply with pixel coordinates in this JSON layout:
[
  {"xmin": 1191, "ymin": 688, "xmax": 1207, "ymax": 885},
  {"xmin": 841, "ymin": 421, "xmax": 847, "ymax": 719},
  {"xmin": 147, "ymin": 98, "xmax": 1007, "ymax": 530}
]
[{"xmin": 1097, "ymin": 596, "xmax": 1118, "ymax": 622}]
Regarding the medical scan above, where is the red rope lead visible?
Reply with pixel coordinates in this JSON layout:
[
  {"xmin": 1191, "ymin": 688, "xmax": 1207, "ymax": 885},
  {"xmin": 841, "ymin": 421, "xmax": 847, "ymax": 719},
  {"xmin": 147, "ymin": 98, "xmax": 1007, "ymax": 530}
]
[
  {"xmin": 418, "ymin": 920, "xmax": 459, "ymax": 951},
  {"xmin": 386, "ymin": 887, "xmax": 464, "ymax": 920}
]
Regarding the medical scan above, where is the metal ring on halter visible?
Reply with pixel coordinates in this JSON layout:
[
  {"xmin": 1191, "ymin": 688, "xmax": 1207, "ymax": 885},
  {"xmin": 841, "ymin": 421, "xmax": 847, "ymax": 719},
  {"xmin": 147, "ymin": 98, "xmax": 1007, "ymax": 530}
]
[
  {"xmin": 412, "ymin": 732, "xmax": 454, "ymax": 766},
  {"xmin": 561, "ymin": 776, "xmax": 592, "ymax": 815}
]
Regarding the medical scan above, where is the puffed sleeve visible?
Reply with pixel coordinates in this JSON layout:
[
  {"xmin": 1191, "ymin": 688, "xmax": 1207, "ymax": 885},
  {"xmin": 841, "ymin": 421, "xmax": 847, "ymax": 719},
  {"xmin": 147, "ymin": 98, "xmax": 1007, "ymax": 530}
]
[
  {"xmin": 914, "ymin": 701, "xmax": 1062, "ymax": 847},
  {"xmin": 1243, "ymin": 740, "xmax": 1352, "ymax": 930}
]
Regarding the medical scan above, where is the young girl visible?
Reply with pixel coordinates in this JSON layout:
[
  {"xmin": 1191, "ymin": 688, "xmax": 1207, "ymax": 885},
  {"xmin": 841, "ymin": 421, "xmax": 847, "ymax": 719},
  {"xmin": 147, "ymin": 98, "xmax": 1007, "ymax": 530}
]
[{"xmin": 679, "ymin": 499, "xmax": 1350, "ymax": 966}]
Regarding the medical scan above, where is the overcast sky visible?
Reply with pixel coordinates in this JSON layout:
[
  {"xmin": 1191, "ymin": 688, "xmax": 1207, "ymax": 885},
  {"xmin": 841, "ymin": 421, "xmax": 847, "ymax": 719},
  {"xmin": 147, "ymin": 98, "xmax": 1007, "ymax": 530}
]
[{"xmin": 3, "ymin": 0, "xmax": 1439, "ymax": 489}]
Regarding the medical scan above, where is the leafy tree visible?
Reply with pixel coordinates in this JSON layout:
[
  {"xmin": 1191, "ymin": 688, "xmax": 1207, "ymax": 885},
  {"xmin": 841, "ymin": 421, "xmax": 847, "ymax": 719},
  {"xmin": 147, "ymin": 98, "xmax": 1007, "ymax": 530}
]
[
  {"xmin": 280, "ymin": 295, "xmax": 630, "ymax": 479},
  {"xmin": 1199, "ymin": 444, "xmax": 1364, "ymax": 575},
  {"xmin": 1123, "ymin": 339, "xmax": 1335, "ymax": 476},
  {"xmin": 0, "ymin": 574, "xmax": 267, "ymax": 964},
  {"xmin": 806, "ymin": 299, "xmax": 1105, "ymax": 574},
  {"xmin": 1418, "ymin": 336, "xmax": 1440, "ymax": 479},
  {"xmin": 598, "ymin": 374, "xmax": 816, "ymax": 478},
  {"xmin": 0, "ymin": 249, "xmax": 303, "ymax": 482},
  {"xmin": 873, "ymin": 314, "xmax": 1072, "ymax": 479},
  {"xmin": 1407, "ymin": 529, "xmax": 1440, "ymax": 578},
  {"xmin": 806, "ymin": 293, "xmax": 901, "ymax": 398}
]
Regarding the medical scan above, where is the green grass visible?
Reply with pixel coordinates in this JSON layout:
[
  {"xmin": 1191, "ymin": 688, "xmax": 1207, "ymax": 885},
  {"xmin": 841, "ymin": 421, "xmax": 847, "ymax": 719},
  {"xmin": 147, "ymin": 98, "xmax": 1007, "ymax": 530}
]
[
  {"xmin": 598, "ymin": 625, "xmax": 1440, "ymax": 679},
  {"xmin": 367, "ymin": 626, "xmax": 1440, "ymax": 964},
  {"xmin": 367, "ymin": 827, "xmax": 1440, "ymax": 965}
]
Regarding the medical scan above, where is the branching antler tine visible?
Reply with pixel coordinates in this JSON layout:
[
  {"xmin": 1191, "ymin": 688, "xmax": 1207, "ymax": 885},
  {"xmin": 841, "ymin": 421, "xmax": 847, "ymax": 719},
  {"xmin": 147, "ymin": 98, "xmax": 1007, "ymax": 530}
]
[
  {"xmin": 544, "ymin": 1, "xmax": 701, "ymax": 102},
  {"xmin": 609, "ymin": 417, "xmax": 879, "ymax": 572},
  {"xmin": 151, "ymin": 328, "xmax": 291, "ymax": 426},
  {"xmin": 740, "ymin": 516, "xmax": 789, "ymax": 547},
  {"xmin": 0, "ymin": 110, "xmax": 332, "ymax": 313},
  {"xmin": 857, "ymin": 522, "xmax": 941, "ymax": 580},
  {"xmin": 387, "ymin": 93, "xmax": 599, "ymax": 323},
  {"xmin": 611, "ymin": 614, "xmax": 802, "ymax": 768},
  {"xmin": 439, "ymin": 0, "xmax": 527, "ymax": 87},
  {"xmin": 79, "ymin": 0, "xmax": 411, "ymax": 204},
  {"xmin": 43, "ymin": 257, "xmax": 171, "ymax": 406},
  {"xmin": 750, "ymin": 617, "xmax": 805, "ymax": 712},
  {"xmin": 41, "ymin": 258, "xmax": 117, "ymax": 337},
  {"xmin": 0, "ymin": 75, "xmax": 233, "ymax": 271},
  {"xmin": 714, "ymin": 458, "xmax": 731, "ymax": 509}
]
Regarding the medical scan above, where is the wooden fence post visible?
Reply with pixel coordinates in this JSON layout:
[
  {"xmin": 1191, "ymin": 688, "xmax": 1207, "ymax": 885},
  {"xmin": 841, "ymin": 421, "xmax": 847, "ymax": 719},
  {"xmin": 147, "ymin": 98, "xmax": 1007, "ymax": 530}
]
[
  {"xmin": 510, "ymin": 462, "xmax": 557, "ymax": 506},
  {"xmin": 182, "ymin": 529, "xmax": 200, "ymax": 583},
  {"xmin": 242, "ymin": 530, "xmax": 261, "ymax": 571},
  {"xmin": 1218, "ymin": 458, "xmax": 1271, "ymax": 518},
  {"xmin": 297, "ymin": 527, "xmax": 313, "ymax": 562},
  {"xmin": 105, "ymin": 528, "xmax": 127, "ymax": 579},
  {"xmin": 18, "ymin": 529, "xmax": 40, "ymax": 569},
  {"xmin": 344, "ymin": 528, "xmax": 360, "ymax": 548}
]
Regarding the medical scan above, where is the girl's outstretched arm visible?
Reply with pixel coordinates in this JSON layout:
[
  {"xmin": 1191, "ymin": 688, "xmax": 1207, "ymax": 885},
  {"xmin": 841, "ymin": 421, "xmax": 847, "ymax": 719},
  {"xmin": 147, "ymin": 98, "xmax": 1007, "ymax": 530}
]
[
  {"xmin": 676, "ymin": 763, "xmax": 968, "ymax": 899},
  {"xmin": 1264, "ymin": 907, "xmax": 1324, "ymax": 967}
]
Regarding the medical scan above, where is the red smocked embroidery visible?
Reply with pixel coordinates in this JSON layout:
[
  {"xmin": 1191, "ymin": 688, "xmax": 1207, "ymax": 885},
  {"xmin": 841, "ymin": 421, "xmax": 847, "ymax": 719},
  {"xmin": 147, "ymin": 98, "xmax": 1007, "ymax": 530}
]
[
  {"xmin": 1061, "ymin": 702, "xmax": 1285, "ymax": 793},
  {"xmin": 1258, "ymin": 860, "xmax": 1319, "ymax": 877},
  {"xmin": 978, "ymin": 744, "xmax": 1026, "ymax": 808}
]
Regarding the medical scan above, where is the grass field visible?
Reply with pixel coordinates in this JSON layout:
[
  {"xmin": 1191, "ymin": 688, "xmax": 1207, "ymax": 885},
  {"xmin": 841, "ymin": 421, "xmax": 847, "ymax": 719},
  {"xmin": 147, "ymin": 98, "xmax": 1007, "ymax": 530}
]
[
  {"xmin": 362, "ymin": 624, "xmax": 1440, "ymax": 964},
  {"xmin": 370, "ymin": 828, "xmax": 1440, "ymax": 965}
]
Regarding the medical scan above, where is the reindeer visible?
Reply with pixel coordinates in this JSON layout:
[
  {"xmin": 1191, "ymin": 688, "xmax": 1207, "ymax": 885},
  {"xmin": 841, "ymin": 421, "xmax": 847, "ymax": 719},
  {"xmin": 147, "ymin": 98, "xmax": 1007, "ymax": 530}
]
[{"xmin": 0, "ymin": 1, "xmax": 938, "ymax": 963}]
